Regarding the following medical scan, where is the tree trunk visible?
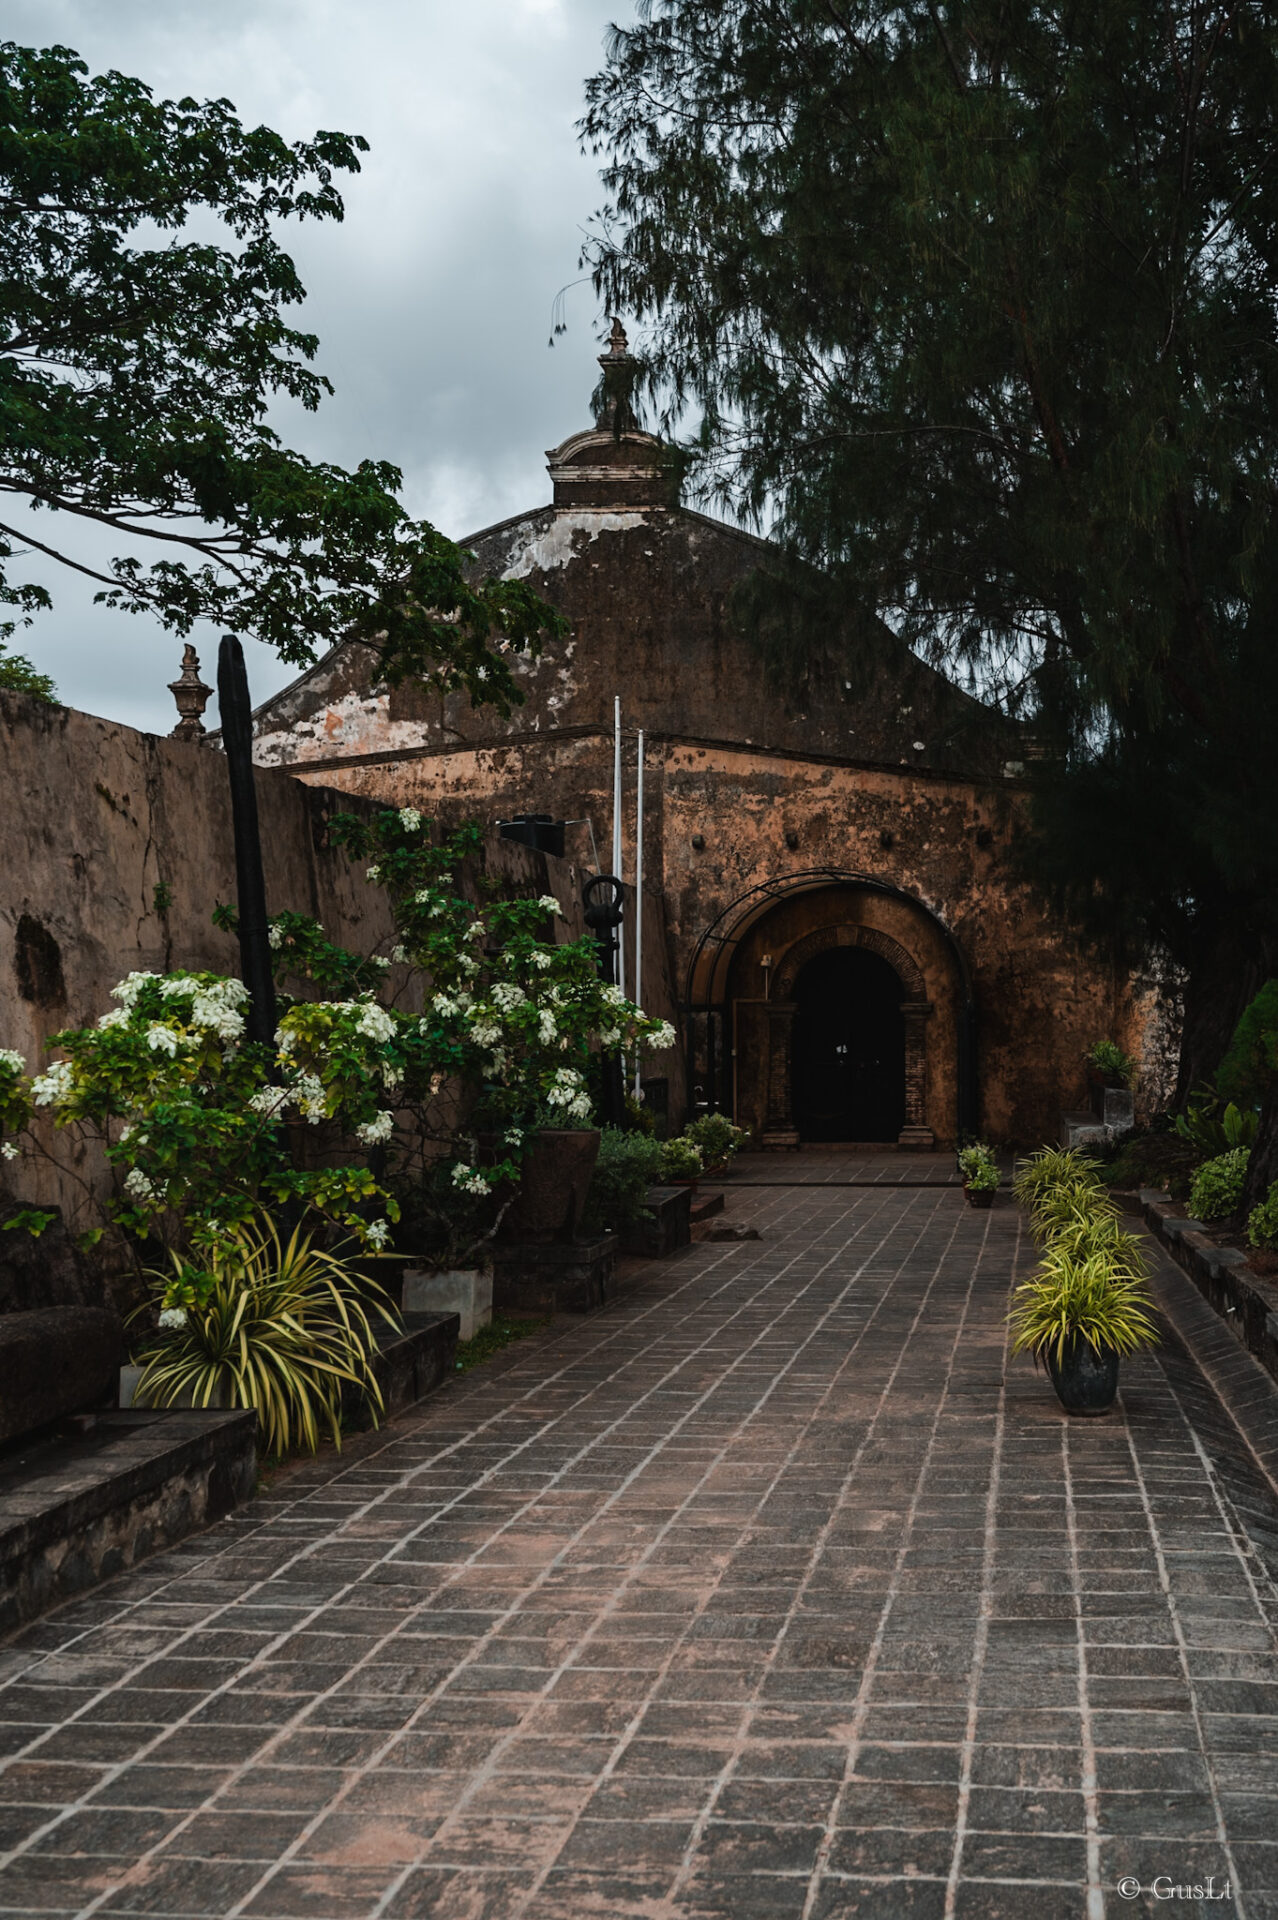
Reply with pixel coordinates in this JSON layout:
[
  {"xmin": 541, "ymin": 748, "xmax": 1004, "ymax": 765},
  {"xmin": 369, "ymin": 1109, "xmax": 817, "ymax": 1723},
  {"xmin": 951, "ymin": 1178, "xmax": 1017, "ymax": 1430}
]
[{"xmin": 1174, "ymin": 919, "xmax": 1267, "ymax": 1107}]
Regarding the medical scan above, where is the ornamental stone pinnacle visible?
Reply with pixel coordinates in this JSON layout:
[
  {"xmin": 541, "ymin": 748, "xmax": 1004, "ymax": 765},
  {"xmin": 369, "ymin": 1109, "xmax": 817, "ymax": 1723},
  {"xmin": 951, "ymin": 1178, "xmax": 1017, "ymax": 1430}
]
[{"xmin": 168, "ymin": 643, "xmax": 212, "ymax": 742}]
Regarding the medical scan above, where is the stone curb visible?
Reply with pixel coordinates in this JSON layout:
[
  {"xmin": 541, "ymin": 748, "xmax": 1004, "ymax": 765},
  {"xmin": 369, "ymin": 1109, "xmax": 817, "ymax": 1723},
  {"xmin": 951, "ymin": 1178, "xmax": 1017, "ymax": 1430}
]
[{"xmin": 1140, "ymin": 1187, "xmax": 1278, "ymax": 1387}]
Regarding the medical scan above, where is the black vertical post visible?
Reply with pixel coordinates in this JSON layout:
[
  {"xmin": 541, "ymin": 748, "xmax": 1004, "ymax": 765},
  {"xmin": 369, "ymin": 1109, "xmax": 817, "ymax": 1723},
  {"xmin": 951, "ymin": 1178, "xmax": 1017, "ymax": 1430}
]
[
  {"xmin": 583, "ymin": 875, "xmax": 627, "ymax": 1129},
  {"xmin": 217, "ymin": 635, "xmax": 277, "ymax": 1049}
]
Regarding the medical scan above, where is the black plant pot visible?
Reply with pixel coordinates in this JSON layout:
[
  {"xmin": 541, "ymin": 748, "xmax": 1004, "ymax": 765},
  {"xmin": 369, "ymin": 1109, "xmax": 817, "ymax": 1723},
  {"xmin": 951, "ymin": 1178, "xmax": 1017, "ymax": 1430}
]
[
  {"xmin": 964, "ymin": 1185, "xmax": 995, "ymax": 1209},
  {"xmin": 1046, "ymin": 1338, "xmax": 1120, "ymax": 1416}
]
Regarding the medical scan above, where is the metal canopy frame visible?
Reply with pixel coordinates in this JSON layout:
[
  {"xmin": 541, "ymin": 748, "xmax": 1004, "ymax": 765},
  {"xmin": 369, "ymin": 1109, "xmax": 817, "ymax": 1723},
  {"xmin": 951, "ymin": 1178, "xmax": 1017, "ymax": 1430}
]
[{"xmin": 681, "ymin": 868, "xmax": 977, "ymax": 1138}]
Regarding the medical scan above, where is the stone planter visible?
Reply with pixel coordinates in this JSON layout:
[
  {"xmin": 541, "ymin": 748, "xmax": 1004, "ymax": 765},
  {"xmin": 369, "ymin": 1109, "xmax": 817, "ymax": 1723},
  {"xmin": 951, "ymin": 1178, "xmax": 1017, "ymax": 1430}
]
[
  {"xmin": 1045, "ymin": 1338, "xmax": 1120, "ymax": 1415},
  {"xmin": 119, "ymin": 1365, "xmax": 229, "ymax": 1411},
  {"xmin": 402, "ymin": 1267, "xmax": 492, "ymax": 1342},
  {"xmin": 499, "ymin": 1128, "xmax": 601, "ymax": 1244},
  {"xmin": 1088, "ymin": 1074, "xmax": 1135, "ymax": 1132}
]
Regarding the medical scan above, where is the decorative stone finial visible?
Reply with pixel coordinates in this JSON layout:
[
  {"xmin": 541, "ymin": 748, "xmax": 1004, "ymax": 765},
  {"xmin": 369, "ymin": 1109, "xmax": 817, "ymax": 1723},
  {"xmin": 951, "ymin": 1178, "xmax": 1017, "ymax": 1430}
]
[
  {"xmin": 169, "ymin": 644, "xmax": 212, "ymax": 742},
  {"xmin": 595, "ymin": 317, "xmax": 640, "ymax": 432},
  {"xmin": 599, "ymin": 316, "xmax": 629, "ymax": 364}
]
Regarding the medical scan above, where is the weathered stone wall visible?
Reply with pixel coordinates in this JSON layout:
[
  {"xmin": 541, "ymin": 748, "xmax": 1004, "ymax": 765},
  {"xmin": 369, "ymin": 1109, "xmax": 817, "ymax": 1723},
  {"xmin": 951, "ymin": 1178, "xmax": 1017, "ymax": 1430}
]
[
  {"xmin": 271, "ymin": 729, "xmax": 1155, "ymax": 1146},
  {"xmin": 0, "ymin": 692, "xmax": 672, "ymax": 1300}
]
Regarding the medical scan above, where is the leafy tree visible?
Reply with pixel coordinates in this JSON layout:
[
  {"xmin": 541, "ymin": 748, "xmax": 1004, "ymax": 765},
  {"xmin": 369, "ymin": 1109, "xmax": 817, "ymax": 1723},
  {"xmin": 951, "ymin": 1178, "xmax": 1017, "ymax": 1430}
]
[
  {"xmin": 0, "ymin": 636, "xmax": 54, "ymax": 701},
  {"xmin": 582, "ymin": 0, "xmax": 1278, "ymax": 1188},
  {"xmin": 0, "ymin": 42, "xmax": 556, "ymax": 703}
]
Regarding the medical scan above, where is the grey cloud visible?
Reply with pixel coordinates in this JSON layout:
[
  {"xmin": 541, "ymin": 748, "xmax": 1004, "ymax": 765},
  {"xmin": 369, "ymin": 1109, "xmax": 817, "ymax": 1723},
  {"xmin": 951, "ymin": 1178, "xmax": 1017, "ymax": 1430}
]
[{"xmin": 4, "ymin": 0, "xmax": 624, "ymax": 731}]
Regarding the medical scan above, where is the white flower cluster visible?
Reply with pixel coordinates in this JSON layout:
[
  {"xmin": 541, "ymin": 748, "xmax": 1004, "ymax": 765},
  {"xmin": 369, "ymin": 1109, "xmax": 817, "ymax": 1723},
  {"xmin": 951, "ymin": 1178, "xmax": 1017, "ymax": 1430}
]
[
  {"xmin": 268, "ymin": 923, "xmax": 284, "ymax": 949},
  {"xmin": 399, "ymin": 807, "xmax": 423, "ymax": 832},
  {"xmin": 96, "ymin": 1007, "xmax": 129, "ymax": 1031},
  {"xmin": 355, "ymin": 1001, "xmax": 396, "ymax": 1044},
  {"xmin": 0, "ymin": 1048, "xmax": 26, "ymax": 1074},
  {"xmin": 145, "ymin": 1024, "xmax": 180, "ymax": 1056},
  {"xmin": 492, "ymin": 982, "xmax": 525, "ymax": 1011},
  {"xmin": 355, "ymin": 1110, "xmax": 395, "ymax": 1146},
  {"xmin": 124, "ymin": 1167, "xmax": 163, "ymax": 1205},
  {"xmin": 142, "ymin": 976, "xmax": 249, "ymax": 1046},
  {"xmin": 600, "ymin": 984, "xmax": 627, "ymax": 1007},
  {"xmin": 248, "ymin": 1084, "xmax": 289, "ymax": 1116},
  {"xmin": 538, "ymin": 1009, "xmax": 558, "ymax": 1045},
  {"xmin": 391, "ymin": 944, "xmax": 409, "ymax": 964},
  {"xmin": 111, "ymin": 971, "xmax": 160, "ymax": 1007},
  {"xmin": 431, "ymin": 993, "xmax": 458, "ymax": 1018},
  {"xmin": 528, "ymin": 951, "xmax": 552, "ymax": 971},
  {"xmin": 191, "ymin": 981, "xmax": 248, "ymax": 1043},
  {"xmin": 293, "ymin": 1072, "xmax": 328, "ymax": 1124},
  {"xmin": 451, "ymin": 1162, "xmax": 492, "ymax": 1196},
  {"xmin": 1, "ymin": 1143, "xmax": 18, "ymax": 1161},
  {"xmin": 646, "ymin": 1021, "xmax": 677, "ymax": 1051},
  {"xmin": 538, "ymin": 895, "xmax": 563, "ymax": 915},
  {"xmin": 366, "ymin": 864, "xmax": 381, "ymax": 882},
  {"xmin": 546, "ymin": 1067, "xmax": 592, "ymax": 1123},
  {"xmin": 364, "ymin": 1219, "xmax": 390, "ymax": 1249},
  {"xmin": 469, "ymin": 1021, "xmax": 503, "ymax": 1049},
  {"xmin": 158, "ymin": 1306, "xmax": 188, "ymax": 1330},
  {"xmin": 32, "ymin": 1060, "xmax": 74, "ymax": 1106}
]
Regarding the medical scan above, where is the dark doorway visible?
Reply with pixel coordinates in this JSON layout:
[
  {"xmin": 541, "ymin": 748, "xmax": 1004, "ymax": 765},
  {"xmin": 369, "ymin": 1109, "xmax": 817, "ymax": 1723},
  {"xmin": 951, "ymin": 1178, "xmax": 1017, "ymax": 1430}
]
[{"xmin": 791, "ymin": 946, "xmax": 906, "ymax": 1142}]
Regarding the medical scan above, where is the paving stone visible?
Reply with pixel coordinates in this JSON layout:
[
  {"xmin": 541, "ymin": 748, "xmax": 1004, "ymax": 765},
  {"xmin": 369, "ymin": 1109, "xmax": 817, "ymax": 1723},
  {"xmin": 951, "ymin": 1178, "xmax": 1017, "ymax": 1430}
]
[{"xmin": 0, "ymin": 1175, "xmax": 1275, "ymax": 1917}]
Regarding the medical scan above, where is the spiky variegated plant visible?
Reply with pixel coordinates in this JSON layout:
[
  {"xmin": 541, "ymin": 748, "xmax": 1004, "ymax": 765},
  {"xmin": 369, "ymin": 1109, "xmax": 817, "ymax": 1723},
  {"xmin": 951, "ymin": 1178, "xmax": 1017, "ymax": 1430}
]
[
  {"xmin": 1011, "ymin": 1147, "xmax": 1104, "ymax": 1214},
  {"xmin": 131, "ymin": 1214, "xmax": 398, "ymax": 1455},
  {"xmin": 1009, "ymin": 1253, "xmax": 1158, "ymax": 1368}
]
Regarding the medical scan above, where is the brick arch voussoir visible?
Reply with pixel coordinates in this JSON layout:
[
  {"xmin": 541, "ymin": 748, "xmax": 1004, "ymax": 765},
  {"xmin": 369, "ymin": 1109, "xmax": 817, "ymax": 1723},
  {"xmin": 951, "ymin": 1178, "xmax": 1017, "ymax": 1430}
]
[{"xmin": 772, "ymin": 922, "xmax": 927, "ymax": 1002}]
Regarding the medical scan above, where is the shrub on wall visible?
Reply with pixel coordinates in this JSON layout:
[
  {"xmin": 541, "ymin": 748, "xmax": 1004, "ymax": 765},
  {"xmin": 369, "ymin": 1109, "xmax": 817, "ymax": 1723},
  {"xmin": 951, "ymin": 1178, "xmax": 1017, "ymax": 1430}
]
[
  {"xmin": 581, "ymin": 1129, "xmax": 666, "ymax": 1235},
  {"xmin": 1188, "ymin": 1148, "xmax": 1250, "ymax": 1223}
]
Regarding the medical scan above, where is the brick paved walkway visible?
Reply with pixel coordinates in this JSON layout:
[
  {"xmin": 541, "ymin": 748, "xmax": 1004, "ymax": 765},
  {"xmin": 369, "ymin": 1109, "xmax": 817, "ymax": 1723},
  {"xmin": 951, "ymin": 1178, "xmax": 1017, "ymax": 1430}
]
[{"xmin": 1, "ymin": 1182, "xmax": 1277, "ymax": 1919}]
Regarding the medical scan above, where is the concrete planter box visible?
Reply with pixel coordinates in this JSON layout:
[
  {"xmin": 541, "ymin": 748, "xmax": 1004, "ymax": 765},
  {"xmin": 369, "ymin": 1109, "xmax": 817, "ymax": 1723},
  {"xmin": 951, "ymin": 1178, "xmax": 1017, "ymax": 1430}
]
[
  {"xmin": 492, "ymin": 1235, "xmax": 620, "ymax": 1315},
  {"xmin": 620, "ymin": 1186, "xmax": 692, "ymax": 1258},
  {"xmin": 0, "ymin": 1408, "xmax": 256, "ymax": 1635},
  {"xmin": 402, "ymin": 1268, "xmax": 492, "ymax": 1342},
  {"xmin": 119, "ymin": 1366, "xmax": 229, "ymax": 1411}
]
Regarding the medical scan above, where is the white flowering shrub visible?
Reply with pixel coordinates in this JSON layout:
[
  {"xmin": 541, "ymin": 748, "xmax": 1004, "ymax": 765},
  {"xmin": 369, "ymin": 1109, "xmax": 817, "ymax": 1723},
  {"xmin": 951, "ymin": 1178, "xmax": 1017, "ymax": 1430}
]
[
  {"xmin": 3, "ymin": 969, "xmax": 400, "ymax": 1256},
  {"xmin": 2, "ymin": 808, "xmax": 678, "ymax": 1277}
]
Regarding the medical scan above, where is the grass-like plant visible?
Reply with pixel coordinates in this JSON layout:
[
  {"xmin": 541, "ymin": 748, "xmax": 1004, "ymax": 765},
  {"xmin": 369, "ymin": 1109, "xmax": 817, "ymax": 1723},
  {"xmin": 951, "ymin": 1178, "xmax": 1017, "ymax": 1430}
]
[
  {"xmin": 1009, "ymin": 1251, "xmax": 1158, "ymax": 1366},
  {"xmin": 1028, "ymin": 1181, "xmax": 1121, "ymax": 1245},
  {"xmin": 132, "ymin": 1214, "xmax": 399, "ymax": 1455},
  {"xmin": 1011, "ymin": 1146, "xmax": 1104, "ymax": 1213}
]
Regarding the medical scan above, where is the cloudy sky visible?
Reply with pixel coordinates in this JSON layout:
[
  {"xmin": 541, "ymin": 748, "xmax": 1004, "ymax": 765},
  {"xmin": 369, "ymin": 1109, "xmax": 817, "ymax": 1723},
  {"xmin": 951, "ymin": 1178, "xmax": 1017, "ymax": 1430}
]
[{"xmin": 6, "ymin": 0, "xmax": 635, "ymax": 732}]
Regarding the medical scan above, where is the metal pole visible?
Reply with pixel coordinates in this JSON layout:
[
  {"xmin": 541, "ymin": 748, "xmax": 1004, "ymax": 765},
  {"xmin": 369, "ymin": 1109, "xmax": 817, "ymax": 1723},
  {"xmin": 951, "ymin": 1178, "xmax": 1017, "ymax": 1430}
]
[
  {"xmin": 583, "ymin": 874, "xmax": 627, "ymax": 1128},
  {"xmin": 217, "ymin": 635, "xmax": 277, "ymax": 1050},
  {"xmin": 612, "ymin": 695, "xmax": 625, "ymax": 999},
  {"xmin": 633, "ymin": 729, "xmax": 644, "ymax": 1098}
]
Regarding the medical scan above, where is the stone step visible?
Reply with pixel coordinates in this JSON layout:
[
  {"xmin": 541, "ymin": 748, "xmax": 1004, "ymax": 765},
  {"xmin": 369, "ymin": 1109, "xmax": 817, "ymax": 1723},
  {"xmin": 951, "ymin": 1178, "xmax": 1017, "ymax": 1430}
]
[
  {"xmin": 0, "ymin": 1409, "xmax": 255, "ymax": 1636},
  {"xmin": 689, "ymin": 1189, "xmax": 725, "ymax": 1223}
]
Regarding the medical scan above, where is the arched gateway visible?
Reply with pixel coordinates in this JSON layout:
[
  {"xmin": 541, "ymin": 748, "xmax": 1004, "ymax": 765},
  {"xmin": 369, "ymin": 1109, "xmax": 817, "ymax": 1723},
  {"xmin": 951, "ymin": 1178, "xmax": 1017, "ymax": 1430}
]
[{"xmin": 683, "ymin": 872, "xmax": 975, "ymax": 1149}]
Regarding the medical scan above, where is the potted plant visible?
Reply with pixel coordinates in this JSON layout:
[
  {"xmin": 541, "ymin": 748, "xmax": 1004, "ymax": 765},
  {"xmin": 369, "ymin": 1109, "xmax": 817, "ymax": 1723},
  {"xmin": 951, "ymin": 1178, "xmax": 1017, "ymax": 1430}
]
[
  {"xmin": 128, "ymin": 1212, "xmax": 397, "ymax": 1451},
  {"xmin": 1085, "ymin": 1039, "xmax": 1137, "ymax": 1125},
  {"xmin": 661, "ymin": 1136, "xmax": 704, "ymax": 1187},
  {"xmin": 1009, "ymin": 1149, "xmax": 1157, "ymax": 1414},
  {"xmin": 683, "ymin": 1112, "xmax": 749, "ymax": 1176},
  {"xmin": 957, "ymin": 1142, "xmax": 999, "ymax": 1207}
]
